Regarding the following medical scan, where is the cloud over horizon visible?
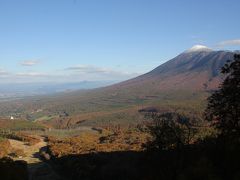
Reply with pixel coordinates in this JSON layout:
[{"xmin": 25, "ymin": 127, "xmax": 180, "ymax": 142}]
[
  {"xmin": 65, "ymin": 65, "xmax": 110, "ymax": 74},
  {"xmin": 65, "ymin": 64, "xmax": 139, "ymax": 79},
  {"xmin": 21, "ymin": 60, "xmax": 39, "ymax": 66},
  {"xmin": 0, "ymin": 68, "xmax": 9, "ymax": 77},
  {"xmin": 16, "ymin": 72, "xmax": 48, "ymax": 77},
  {"xmin": 0, "ymin": 63, "xmax": 140, "ymax": 83},
  {"xmin": 216, "ymin": 39, "xmax": 240, "ymax": 48}
]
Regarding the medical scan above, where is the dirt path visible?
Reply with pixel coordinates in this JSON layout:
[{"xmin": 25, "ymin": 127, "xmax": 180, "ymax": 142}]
[{"xmin": 9, "ymin": 137, "xmax": 64, "ymax": 180}]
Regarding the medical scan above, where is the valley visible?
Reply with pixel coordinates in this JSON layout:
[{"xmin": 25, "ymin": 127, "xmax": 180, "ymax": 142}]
[
  {"xmin": 0, "ymin": 49, "xmax": 239, "ymax": 180},
  {"xmin": 0, "ymin": 49, "xmax": 232, "ymax": 129}
]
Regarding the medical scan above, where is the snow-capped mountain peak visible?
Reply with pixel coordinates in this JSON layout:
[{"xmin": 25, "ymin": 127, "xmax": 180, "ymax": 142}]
[{"xmin": 186, "ymin": 45, "xmax": 213, "ymax": 53}]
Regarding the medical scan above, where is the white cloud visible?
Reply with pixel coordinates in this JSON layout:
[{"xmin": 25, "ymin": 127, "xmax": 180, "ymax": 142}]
[
  {"xmin": 66, "ymin": 65, "xmax": 136, "ymax": 75},
  {"xmin": 66, "ymin": 65, "xmax": 109, "ymax": 74},
  {"xmin": 21, "ymin": 60, "xmax": 39, "ymax": 66},
  {"xmin": 0, "ymin": 68, "xmax": 9, "ymax": 77},
  {"xmin": 0, "ymin": 69, "xmax": 7, "ymax": 75},
  {"xmin": 217, "ymin": 39, "xmax": 240, "ymax": 48},
  {"xmin": 0, "ymin": 64, "xmax": 140, "ymax": 83},
  {"xmin": 65, "ymin": 65, "xmax": 140, "ymax": 81},
  {"xmin": 16, "ymin": 72, "xmax": 48, "ymax": 77}
]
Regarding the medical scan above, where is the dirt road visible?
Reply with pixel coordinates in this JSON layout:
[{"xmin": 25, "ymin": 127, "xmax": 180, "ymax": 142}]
[{"xmin": 9, "ymin": 137, "xmax": 64, "ymax": 180}]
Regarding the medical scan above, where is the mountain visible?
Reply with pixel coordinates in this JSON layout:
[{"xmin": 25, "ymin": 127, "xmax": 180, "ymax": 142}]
[
  {"xmin": 111, "ymin": 45, "xmax": 233, "ymax": 91},
  {"xmin": 0, "ymin": 46, "xmax": 237, "ymax": 126}
]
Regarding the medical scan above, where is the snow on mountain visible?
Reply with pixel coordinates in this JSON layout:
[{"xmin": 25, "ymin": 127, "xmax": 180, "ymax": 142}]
[{"xmin": 185, "ymin": 45, "xmax": 213, "ymax": 53}]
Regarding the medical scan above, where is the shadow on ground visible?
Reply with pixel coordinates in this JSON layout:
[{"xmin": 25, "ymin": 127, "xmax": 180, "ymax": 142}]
[
  {"xmin": 49, "ymin": 139, "xmax": 240, "ymax": 180},
  {"xmin": 1, "ymin": 138, "xmax": 240, "ymax": 180}
]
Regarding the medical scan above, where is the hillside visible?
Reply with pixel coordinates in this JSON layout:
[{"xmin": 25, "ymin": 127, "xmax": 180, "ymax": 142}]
[
  {"xmin": 0, "ymin": 47, "xmax": 236, "ymax": 126},
  {"xmin": 112, "ymin": 47, "xmax": 233, "ymax": 91}
]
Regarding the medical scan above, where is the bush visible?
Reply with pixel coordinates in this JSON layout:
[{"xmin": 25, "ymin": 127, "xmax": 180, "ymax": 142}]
[{"xmin": 145, "ymin": 112, "xmax": 197, "ymax": 150}]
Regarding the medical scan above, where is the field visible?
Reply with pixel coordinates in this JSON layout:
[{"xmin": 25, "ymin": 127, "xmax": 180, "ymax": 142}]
[
  {"xmin": 0, "ymin": 89, "xmax": 208, "ymax": 131},
  {"xmin": 0, "ymin": 119, "xmax": 45, "ymax": 131}
]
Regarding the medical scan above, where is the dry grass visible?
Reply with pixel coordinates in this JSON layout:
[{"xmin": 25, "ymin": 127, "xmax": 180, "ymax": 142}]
[
  {"xmin": 0, "ymin": 139, "xmax": 11, "ymax": 158},
  {"xmin": 47, "ymin": 128, "xmax": 150, "ymax": 158},
  {"xmin": 0, "ymin": 118, "xmax": 44, "ymax": 131},
  {"xmin": 0, "ymin": 131, "xmax": 41, "ymax": 146}
]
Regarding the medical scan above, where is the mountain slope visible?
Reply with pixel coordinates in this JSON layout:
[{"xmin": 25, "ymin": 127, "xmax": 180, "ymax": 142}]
[
  {"xmin": 0, "ymin": 47, "xmax": 237, "ymax": 125},
  {"xmin": 112, "ymin": 49, "xmax": 233, "ymax": 91}
]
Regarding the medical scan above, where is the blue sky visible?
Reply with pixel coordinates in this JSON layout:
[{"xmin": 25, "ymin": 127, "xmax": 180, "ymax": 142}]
[{"xmin": 0, "ymin": 0, "xmax": 240, "ymax": 83}]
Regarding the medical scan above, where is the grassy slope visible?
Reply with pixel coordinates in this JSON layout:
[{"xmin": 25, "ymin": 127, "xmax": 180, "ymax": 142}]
[
  {"xmin": 0, "ymin": 119, "xmax": 44, "ymax": 131},
  {"xmin": 31, "ymin": 89, "xmax": 208, "ymax": 128},
  {"xmin": 0, "ymin": 82, "xmax": 210, "ymax": 128}
]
